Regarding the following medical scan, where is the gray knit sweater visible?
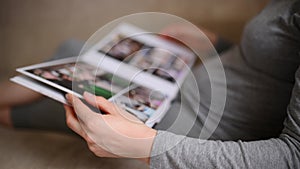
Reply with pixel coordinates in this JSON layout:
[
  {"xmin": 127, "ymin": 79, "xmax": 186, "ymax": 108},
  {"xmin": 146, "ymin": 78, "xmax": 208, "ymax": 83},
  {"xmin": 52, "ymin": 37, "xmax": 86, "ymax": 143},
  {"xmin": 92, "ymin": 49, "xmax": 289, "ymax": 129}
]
[{"xmin": 150, "ymin": 0, "xmax": 300, "ymax": 168}]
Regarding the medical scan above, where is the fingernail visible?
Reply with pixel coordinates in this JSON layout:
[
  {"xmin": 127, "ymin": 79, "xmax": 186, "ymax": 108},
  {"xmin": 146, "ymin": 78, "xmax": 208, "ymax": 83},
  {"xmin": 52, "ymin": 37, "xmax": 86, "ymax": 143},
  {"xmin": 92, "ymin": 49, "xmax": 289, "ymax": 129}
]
[
  {"xmin": 65, "ymin": 93, "xmax": 72, "ymax": 104},
  {"xmin": 84, "ymin": 92, "xmax": 94, "ymax": 100},
  {"xmin": 65, "ymin": 93, "xmax": 69, "ymax": 99}
]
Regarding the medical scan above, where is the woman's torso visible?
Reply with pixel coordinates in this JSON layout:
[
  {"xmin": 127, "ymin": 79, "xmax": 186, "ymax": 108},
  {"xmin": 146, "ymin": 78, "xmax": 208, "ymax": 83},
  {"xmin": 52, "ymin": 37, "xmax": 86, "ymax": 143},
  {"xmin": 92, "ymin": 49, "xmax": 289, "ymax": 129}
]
[{"xmin": 182, "ymin": 0, "xmax": 300, "ymax": 141}]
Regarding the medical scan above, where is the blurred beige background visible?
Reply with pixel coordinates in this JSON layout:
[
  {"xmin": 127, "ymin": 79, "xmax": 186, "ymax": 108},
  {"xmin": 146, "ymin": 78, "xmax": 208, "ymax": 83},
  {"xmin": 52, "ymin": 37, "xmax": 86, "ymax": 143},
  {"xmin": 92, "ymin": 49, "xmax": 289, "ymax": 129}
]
[
  {"xmin": 0, "ymin": 0, "xmax": 269, "ymax": 81},
  {"xmin": 0, "ymin": 1, "xmax": 270, "ymax": 168}
]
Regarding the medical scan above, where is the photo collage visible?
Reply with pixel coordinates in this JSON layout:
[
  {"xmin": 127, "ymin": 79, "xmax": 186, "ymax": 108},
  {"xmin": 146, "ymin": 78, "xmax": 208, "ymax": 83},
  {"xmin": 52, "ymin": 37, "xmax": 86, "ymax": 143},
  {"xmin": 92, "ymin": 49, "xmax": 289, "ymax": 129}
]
[
  {"xmin": 29, "ymin": 62, "xmax": 166, "ymax": 122},
  {"xmin": 98, "ymin": 34, "xmax": 193, "ymax": 83},
  {"xmin": 113, "ymin": 86, "xmax": 166, "ymax": 122},
  {"xmin": 29, "ymin": 62, "xmax": 129, "ymax": 99},
  {"xmin": 14, "ymin": 23, "xmax": 196, "ymax": 127}
]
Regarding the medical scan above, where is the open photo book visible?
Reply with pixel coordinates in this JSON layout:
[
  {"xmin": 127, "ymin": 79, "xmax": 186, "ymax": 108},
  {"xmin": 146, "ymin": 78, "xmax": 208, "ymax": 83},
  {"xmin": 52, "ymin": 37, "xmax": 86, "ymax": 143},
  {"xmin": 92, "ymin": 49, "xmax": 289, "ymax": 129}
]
[{"xmin": 11, "ymin": 23, "xmax": 196, "ymax": 127}]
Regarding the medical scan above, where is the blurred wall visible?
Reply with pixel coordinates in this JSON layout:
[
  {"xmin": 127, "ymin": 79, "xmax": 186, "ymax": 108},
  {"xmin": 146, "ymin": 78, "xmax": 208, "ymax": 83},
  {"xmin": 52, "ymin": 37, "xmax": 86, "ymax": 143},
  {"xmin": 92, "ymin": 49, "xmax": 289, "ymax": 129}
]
[{"xmin": 0, "ymin": 0, "xmax": 269, "ymax": 80}]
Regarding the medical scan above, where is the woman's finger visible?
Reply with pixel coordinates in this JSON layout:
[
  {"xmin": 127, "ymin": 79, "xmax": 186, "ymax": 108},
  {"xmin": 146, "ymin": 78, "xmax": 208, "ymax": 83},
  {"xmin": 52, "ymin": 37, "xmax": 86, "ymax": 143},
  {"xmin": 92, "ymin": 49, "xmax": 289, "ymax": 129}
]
[
  {"xmin": 83, "ymin": 92, "xmax": 120, "ymax": 116},
  {"xmin": 83, "ymin": 92, "xmax": 143, "ymax": 123},
  {"xmin": 66, "ymin": 93, "xmax": 101, "ymax": 126},
  {"xmin": 64, "ymin": 105, "xmax": 86, "ymax": 138}
]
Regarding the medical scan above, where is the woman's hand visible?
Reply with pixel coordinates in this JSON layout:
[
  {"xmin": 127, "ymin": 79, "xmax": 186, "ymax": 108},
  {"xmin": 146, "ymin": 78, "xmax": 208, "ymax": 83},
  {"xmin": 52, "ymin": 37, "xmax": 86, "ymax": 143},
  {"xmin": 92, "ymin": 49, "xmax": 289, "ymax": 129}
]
[
  {"xmin": 161, "ymin": 24, "xmax": 218, "ymax": 53},
  {"xmin": 64, "ymin": 92, "xmax": 157, "ymax": 164}
]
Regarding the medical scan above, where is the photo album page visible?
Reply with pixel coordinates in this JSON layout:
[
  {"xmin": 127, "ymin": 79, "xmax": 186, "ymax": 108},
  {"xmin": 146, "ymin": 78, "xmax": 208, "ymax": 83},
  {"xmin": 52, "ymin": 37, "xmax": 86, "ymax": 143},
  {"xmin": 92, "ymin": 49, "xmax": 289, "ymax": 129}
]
[{"xmin": 11, "ymin": 23, "xmax": 196, "ymax": 127}]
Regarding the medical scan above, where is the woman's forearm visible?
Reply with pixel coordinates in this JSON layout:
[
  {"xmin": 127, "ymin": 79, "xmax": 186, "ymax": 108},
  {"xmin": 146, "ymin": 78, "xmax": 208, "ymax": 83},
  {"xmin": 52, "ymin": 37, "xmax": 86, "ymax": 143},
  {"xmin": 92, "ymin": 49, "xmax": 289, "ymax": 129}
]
[{"xmin": 149, "ymin": 66, "xmax": 300, "ymax": 169}]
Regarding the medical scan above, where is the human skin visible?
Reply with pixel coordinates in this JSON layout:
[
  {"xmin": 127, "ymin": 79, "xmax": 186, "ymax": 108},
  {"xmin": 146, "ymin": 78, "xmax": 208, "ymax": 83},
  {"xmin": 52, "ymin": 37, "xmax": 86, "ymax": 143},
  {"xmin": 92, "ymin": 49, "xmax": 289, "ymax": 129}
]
[
  {"xmin": 63, "ymin": 24, "xmax": 220, "ymax": 164},
  {"xmin": 64, "ymin": 92, "xmax": 157, "ymax": 164},
  {"xmin": 0, "ymin": 81, "xmax": 43, "ymax": 127}
]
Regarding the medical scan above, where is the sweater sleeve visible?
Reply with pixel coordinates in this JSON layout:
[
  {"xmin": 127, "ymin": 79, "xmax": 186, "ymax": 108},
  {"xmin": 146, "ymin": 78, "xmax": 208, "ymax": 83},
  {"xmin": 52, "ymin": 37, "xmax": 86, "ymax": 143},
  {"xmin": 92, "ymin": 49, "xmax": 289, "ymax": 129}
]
[{"xmin": 150, "ymin": 66, "xmax": 300, "ymax": 169}]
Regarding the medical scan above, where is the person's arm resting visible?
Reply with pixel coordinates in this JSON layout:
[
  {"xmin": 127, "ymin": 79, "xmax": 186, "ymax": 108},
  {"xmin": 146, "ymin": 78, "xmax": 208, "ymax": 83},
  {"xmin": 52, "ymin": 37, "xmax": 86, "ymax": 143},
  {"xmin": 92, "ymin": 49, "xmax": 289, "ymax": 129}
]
[{"xmin": 150, "ymin": 66, "xmax": 300, "ymax": 169}]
